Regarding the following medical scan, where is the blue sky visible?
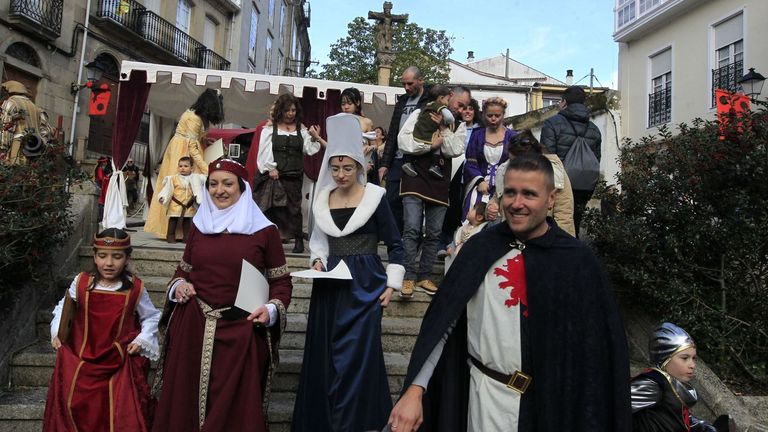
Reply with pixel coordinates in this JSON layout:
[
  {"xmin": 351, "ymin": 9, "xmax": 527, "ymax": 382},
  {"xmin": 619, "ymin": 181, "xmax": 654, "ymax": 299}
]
[{"xmin": 309, "ymin": 0, "xmax": 618, "ymax": 88}]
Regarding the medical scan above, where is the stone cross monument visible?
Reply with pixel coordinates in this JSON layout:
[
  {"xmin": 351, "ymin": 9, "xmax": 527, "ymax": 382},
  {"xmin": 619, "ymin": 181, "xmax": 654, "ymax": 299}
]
[{"xmin": 368, "ymin": 2, "xmax": 408, "ymax": 86}]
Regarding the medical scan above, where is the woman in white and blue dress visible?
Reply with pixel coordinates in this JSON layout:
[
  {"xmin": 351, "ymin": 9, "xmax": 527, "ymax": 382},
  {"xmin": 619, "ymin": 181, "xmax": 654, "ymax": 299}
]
[{"xmin": 292, "ymin": 113, "xmax": 405, "ymax": 432}]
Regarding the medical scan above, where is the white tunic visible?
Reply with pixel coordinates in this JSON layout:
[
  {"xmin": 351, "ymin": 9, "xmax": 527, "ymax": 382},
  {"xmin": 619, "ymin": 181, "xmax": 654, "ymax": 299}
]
[{"xmin": 466, "ymin": 248, "xmax": 525, "ymax": 431}]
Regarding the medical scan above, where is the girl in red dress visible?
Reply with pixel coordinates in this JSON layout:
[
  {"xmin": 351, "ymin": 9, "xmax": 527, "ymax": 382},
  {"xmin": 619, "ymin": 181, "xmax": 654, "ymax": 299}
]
[{"xmin": 43, "ymin": 228, "xmax": 160, "ymax": 432}]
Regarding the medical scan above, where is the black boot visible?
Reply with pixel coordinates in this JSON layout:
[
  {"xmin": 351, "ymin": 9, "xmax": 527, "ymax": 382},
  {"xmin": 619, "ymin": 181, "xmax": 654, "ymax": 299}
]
[{"xmin": 292, "ymin": 236, "xmax": 304, "ymax": 253}]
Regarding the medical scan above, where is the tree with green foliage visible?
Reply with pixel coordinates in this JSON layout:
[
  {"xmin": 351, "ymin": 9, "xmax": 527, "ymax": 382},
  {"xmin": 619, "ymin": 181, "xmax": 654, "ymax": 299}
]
[
  {"xmin": 585, "ymin": 107, "xmax": 768, "ymax": 392},
  {"xmin": 0, "ymin": 138, "xmax": 86, "ymax": 300},
  {"xmin": 319, "ymin": 17, "xmax": 453, "ymax": 85}
]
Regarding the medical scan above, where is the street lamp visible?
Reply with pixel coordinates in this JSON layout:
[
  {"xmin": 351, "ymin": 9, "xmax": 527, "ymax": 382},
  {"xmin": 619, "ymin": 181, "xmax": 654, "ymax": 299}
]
[
  {"xmin": 70, "ymin": 60, "xmax": 105, "ymax": 95},
  {"xmin": 738, "ymin": 67, "xmax": 766, "ymax": 100}
]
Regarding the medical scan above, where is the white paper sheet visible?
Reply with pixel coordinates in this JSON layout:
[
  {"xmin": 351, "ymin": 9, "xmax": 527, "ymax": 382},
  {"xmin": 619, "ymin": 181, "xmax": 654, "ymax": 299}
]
[
  {"xmin": 204, "ymin": 138, "xmax": 225, "ymax": 164},
  {"xmin": 234, "ymin": 259, "xmax": 269, "ymax": 313},
  {"xmin": 290, "ymin": 260, "xmax": 353, "ymax": 280}
]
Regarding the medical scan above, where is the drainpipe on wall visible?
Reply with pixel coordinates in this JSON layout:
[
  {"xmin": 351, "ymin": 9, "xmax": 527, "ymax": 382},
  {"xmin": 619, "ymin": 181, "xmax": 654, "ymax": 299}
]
[{"xmin": 68, "ymin": 0, "xmax": 93, "ymax": 157}]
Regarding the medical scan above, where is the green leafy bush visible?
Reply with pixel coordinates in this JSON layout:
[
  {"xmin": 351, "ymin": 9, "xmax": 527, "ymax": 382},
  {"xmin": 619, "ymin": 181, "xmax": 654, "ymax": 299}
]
[
  {"xmin": 0, "ymin": 141, "xmax": 86, "ymax": 300},
  {"xmin": 585, "ymin": 108, "xmax": 768, "ymax": 392}
]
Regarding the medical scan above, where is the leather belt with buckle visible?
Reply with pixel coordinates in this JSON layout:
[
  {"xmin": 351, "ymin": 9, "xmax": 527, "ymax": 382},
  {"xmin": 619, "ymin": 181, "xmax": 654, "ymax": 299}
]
[{"xmin": 469, "ymin": 355, "xmax": 532, "ymax": 394}]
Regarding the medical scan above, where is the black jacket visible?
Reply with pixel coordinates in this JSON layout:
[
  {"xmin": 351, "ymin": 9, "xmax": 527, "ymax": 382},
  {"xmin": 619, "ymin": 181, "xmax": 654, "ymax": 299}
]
[
  {"xmin": 381, "ymin": 89, "xmax": 429, "ymax": 169},
  {"xmin": 402, "ymin": 221, "xmax": 631, "ymax": 431},
  {"xmin": 541, "ymin": 103, "xmax": 602, "ymax": 163}
]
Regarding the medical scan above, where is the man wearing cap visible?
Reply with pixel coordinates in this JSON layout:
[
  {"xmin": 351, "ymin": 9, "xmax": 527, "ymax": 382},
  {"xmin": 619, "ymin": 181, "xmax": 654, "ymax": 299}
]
[
  {"xmin": 387, "ymin": 154, "xmax": 630, "ymax": 432},
  {"xmin": 0, "ymin": 80, "xmax": 52, "ymax": 165},
  {"xmin": 540, "ymin": 86, "xmax": 601, "ymax": 237}
]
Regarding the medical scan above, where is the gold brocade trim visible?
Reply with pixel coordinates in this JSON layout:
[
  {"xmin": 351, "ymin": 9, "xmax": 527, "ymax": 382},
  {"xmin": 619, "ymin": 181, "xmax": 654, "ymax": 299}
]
[
  {"xmin": 179, "ymin": 259, "xmax": 193, "ymax": 273},
  {"xmin": 195, "ymin": 297, "xmax": 231, "ymax": 428},
  {"xmin": 266, "ymin": 264, "xmax": 288, "ymax": 279},
  {"xmin": 262, "ymin": 299, "xmax": 287, "ymax": 422}
]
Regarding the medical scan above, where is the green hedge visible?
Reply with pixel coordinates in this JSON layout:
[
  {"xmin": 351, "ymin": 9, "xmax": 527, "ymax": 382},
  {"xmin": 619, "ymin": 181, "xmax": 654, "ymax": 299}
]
[{"xmin": 585, "ymin": 107, "xmax": 768, "ymax": 392}]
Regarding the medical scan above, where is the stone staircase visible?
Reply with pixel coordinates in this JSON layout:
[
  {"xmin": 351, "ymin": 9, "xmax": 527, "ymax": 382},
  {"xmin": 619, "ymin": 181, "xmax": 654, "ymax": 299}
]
[{"xmin": 0, "ymin": 241, "xmax": 438, "ymax": 432}]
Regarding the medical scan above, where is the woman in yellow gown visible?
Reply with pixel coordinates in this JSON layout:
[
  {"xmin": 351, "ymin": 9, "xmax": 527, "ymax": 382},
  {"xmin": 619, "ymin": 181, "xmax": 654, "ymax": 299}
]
[{"xmin": 145, "ymin": 89, "xmax": 224, "ymax": 239}]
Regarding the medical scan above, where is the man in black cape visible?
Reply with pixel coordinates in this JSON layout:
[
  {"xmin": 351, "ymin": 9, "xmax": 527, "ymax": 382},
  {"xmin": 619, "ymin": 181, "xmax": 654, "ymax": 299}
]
[{"xmin": 387, "ymin": 154, "xmax": 631, "ymax": 431}]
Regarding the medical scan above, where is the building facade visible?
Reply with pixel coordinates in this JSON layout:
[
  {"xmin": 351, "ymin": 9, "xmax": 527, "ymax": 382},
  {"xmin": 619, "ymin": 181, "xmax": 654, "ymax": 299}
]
[
  {"xmin": 0, "ymin": 0, "xmax": 310, "ymax": 160},
  {"xmin": 614, "ymin": 0, "xmax": 768, "ymax": 141}
]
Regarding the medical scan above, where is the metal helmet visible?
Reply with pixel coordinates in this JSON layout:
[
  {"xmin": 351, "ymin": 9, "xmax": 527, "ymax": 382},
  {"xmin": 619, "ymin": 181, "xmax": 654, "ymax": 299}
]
[{"xmin": 649, "ymin": 322, "xmax": 696, "ymax": 368}]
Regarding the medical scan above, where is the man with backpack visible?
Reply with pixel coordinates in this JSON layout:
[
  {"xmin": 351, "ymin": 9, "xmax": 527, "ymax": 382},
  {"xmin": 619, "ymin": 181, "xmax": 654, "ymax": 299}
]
[{"xmin": 541, "ymin": 86, "xmax": 601, "ymax": 237}]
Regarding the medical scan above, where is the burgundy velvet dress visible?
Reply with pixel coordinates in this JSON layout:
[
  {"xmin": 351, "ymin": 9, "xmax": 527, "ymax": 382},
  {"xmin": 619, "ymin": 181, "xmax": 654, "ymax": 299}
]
[
  {"xmin": 43, "ymin": 273, "xmax": 151, "ymax": 432},
  {"xmin": 151, "ymin": 224, "xmax": 292, "ymax": 432}
]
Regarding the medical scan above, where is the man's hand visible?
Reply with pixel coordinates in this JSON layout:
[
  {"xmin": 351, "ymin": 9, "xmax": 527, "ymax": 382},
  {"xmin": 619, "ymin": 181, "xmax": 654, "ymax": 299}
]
[
  {"xmin": 476, "ymin": 181, "xmax": 489, "ymax": 195},
  {"xmin": 430, "ymin": 136, "xmax": 444, "ymax": 151},
  {"xmin": 486, "ymin": 201, "xmax": 499, "ymax": 221},
  {"xmin": 269, "ymin": 169, "xmax": 279, "ymax": 180},
  {"xmin": 388, "ymin": 385, "xmax": 424, "ymax": 431},
  {"xmin": 312, "ymin": 260, "xmax": 325, "ymax": 271},
  {"xmin": 429, "ymin": 111, "xmax": 443, "ymax": 126},
  {"xmin": 51, "ymin": 336, "xmax": 61, "ymax": 350}
]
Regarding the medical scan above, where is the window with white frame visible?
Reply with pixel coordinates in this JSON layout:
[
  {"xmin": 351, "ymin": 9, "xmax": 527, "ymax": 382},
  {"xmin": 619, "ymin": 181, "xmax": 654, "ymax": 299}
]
[
  {"xmin": 279, "ymin": 1, "xmax": 286, "ymax": 40},
  {"xmin": 617, "ymin": 1, "xmax": 636, "ymax": 28},
  {"xmin": 639, "ymin": 0, "xmax": 661, "ymax": 14},
  {"xmin": 249, "ymin": 5, "xmax": 259, "ymax": 62},
  {"xmin": 269, "ymin": 0, "xmax": 275, "ymax": 24},
  {"xmin": 712, "ymin": 12, "xmax": 744, "ymax": 105},
  {"xmin": 649, "ymin": 48, "xmax": 672, "ymax": 127},
  {"xmin": 265, "ymin": 35, "xmax": 273, "ymax": 74},
  {"xmin": 203, "ymin": 16, "xmax": 217, "ymax": 49},
  {"xmin": 176, "ymin": 0, "xmax": 191, "ymax": 33}
]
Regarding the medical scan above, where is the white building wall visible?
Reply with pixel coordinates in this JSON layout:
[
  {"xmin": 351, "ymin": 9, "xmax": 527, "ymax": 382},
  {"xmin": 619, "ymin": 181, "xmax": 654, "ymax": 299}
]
[{"xmin": 618, "ymin": 1, "xmax": 768, "ymax": 142}]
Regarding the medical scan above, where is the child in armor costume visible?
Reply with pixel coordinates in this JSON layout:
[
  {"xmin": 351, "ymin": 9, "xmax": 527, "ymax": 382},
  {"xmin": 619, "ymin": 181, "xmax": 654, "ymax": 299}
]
[
  {"xmin": 157, "ymin": 156, "xmax": 204, "ymax": 243},
  {"xmin": 631, "ymin": 323, "xmax": 728, "ymax": 432},
  {"xmin": 401, "ymin": 85, "xmax": 454, "ymax": 179}
]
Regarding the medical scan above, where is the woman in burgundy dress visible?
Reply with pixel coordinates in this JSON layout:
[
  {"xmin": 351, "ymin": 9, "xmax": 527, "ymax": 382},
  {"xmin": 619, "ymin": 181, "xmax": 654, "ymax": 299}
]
[{"xmin": 152, "ymin": 159, "xmax": 292, "ymax": 432}]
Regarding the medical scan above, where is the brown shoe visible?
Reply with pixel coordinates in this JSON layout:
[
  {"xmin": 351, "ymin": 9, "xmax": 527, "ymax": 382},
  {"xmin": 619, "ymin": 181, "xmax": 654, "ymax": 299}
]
[
  {"xmin": 417, "ymin": 279, "xmax": 438, "ymax": 296},
  {"xmin": 400, "ymin": 280, "xmax": 415, "ymax": 298}
]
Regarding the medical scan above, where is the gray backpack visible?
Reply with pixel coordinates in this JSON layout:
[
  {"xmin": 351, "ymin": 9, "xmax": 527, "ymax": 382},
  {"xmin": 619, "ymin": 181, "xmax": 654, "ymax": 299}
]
[{"xmin": 563, "ymin": 119, "xmax": 600, "ymax": 191}]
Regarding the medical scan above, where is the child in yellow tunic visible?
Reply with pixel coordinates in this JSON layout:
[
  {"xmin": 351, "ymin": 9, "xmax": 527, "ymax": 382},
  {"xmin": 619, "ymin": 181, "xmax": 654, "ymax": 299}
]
[{"xmin": 157, "ymin": 157, "xmax": 204, "ymax": 243}]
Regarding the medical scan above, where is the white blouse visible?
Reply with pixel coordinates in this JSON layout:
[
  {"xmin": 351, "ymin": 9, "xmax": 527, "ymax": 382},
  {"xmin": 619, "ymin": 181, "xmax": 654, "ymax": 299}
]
[
  {"xmin": 50, "ymin": 277, "xmax": 161, "ymax": 361},
  {"xmin": 257, "ymin": 125, "xmax": 320, "ymax": 173}
]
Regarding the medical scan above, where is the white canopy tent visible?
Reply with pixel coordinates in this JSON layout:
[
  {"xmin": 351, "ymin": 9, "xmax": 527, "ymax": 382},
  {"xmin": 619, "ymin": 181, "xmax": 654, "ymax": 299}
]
[{"xmin": 102, "ymin": 61, "xmax": 404, "ymax": 230}]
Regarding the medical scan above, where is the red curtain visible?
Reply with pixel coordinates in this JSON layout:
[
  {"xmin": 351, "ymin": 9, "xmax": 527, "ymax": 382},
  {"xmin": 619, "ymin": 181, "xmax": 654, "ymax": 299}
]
[
  {"xmin": 301, "ymin": 88, "xmax": 341, "ymax": 181},
  {"xmin": 111, "ymin": 70, "xmax": 151, "ymax": 169}
]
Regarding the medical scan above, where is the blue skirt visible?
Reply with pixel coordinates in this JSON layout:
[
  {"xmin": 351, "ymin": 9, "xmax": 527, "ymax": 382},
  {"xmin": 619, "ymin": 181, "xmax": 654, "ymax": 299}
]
[{"xmin": 291, "ymin": 254, "xmax": 392, "ymax": 432}]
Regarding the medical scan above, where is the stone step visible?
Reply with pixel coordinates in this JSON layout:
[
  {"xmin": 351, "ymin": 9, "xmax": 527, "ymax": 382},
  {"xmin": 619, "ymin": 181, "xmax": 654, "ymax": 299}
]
[{"xmin": 0, "ymin": 387, "xmax": 300, "ymax": 431}]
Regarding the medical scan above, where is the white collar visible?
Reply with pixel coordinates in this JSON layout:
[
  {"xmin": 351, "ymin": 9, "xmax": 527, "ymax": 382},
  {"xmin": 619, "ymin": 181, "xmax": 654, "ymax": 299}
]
[
  {"xmin": 193, "ymin": 182, "xmax": 273, "ymax": 235},
  {"xmin": 312, "ymin": 184, "xmax": 385, "ymax": 237}
]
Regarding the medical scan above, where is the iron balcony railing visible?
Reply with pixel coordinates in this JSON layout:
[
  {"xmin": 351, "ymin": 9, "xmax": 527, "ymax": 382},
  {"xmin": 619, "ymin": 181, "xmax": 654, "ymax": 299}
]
[
  {"xmin": 648, "ymin": 87, "xmax": 672, "ymax": 127},
  {"xmin": 712, "ymin": 60, "xmax": 743, "ymax": 106},
  {"xmin": 96, "ymin": 0, "xmax": 146, "ymax": 35},
  {"xmin": 9, "ymin": 0, "xmax": 64, "ymax": 39},
  {"xmin": 96, "ymin": 0, "xmax": 230, "ymax": 70}
]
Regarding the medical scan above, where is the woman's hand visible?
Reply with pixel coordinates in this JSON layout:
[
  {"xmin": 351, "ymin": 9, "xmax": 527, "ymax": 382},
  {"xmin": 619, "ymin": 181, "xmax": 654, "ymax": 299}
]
[
  {"xmin": 476, "ymin": 181, "xmax": 489, "ymax": 195},
  {"xmin": 269, "ymin": 169, "xmax": 279, "ymax": 180},
  {"xmin": 51, "ymin": 337, "xmax": 61, "ymax": 350},
  {"xmin": 247, "ymin": 305, "xmax": 270, "ymax": 326},
  {"xmin": 126, "ymin": 343, "xmax": 140, "ymax": 355},
  {"xmin": 308, "ymin": 124, "xmax": 321, "ymax": 139},
  {"xmin": 364, "ymin": 144, "xmax": 375, "ymax": 155},
  {"xmin": 175, "ymin": 281, "xmax": 196, "ymax": 304},
  {"xmin": 379, "ymin": 287, "xmax": 394, "ymax": 307}
]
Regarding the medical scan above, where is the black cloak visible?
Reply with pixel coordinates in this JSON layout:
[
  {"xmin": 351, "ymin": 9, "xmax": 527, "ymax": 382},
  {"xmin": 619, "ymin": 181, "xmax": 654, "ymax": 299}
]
[{"xmin": 401, "ymin": 220, "xmax": 631, "ymax": 431}]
